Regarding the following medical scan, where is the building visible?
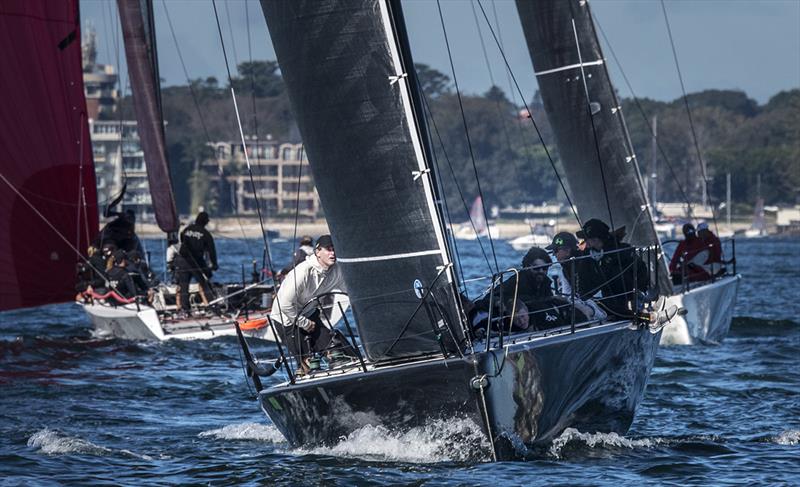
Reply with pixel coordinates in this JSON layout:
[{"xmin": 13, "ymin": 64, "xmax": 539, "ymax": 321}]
[
  {"xmin": 203, "ymin": 137, "xmax": 320, "ymax": 218},
  {"xmin": 83, "ymin": 26, "xmax": 155, "ymax": 221},
  {"xmin": 90, "ymin": 120, "xmax": 153, "ymax": 220}
]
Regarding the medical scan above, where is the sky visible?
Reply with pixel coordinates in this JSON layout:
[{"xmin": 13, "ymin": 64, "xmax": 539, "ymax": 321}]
[{"xmin": 80, "ymin": 0, "xmax": 800, "ymax": 105}]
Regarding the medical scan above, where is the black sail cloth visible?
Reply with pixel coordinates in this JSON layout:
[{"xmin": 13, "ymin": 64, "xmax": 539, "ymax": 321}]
[
  {"xmin": 260, "ymin": 0, "xmax": 463, "ymax": 361},
  {"xmin": 515, "ymin": 0, "xmax": 670, "ymax": 294}
]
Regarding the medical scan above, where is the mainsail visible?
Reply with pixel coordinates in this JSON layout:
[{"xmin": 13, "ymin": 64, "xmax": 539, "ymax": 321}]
[
  {"xmin": 261, "ymin": 0, "xmax": 463, "ymax": 361},
  {"xmin": 117, "ymin": 0, "xmax": 178, "ymax": 233},
  {"xmin": 0, "ymin": 0, "xmax": 98, "ymax": 310},
  {"xmin": 515, "ymin": 0, "xmax": 670, "ymax": 292}
]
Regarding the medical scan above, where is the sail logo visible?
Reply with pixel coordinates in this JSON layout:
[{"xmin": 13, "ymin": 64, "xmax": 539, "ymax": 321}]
[{"xmin": 413, "ymin": 279, "xmax": 425, "ymax": 299}]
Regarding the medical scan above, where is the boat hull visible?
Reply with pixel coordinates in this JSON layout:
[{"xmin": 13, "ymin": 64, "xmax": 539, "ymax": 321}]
[
  {"xmin": 82, "ymin": 302, "xmax": 276, "ymax": 341},
  {"xmin": 258, "ymin": 320, "xmax": 660, "ymax": 459},
  {"xmin": 660, "ymin": 274, "xmax": 741, "ymax": 345}
]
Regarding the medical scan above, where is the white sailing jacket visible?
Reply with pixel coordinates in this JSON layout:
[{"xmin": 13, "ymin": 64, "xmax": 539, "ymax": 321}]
[{"xmin": 270, "ymin": 254, "xmax": 348, "ymax": 330}]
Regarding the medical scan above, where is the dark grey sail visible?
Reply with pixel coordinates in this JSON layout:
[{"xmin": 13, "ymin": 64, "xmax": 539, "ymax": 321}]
[
  {"xmin": 515, "ymin": 0, "xmax": 670, "ymax": 292},
  {"xmin": 260, "ymin": 0, "xmax": 463, "ymax": 361},
  {"xmin": 117, "ymin": 0, "xmax": 178, "ymax": 233}
]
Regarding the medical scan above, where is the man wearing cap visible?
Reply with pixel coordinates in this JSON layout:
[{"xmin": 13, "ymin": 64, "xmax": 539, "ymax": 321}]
[
  {"xmin": 276, "ymin": 235, "xmax": 315, "ymax": 282},
  {"xmin": 575, "ymin": 218, "xmax": 649, "ymax": 317},
  {"xmin": 546, "ymin": 232, "xmax": 607, "ymax": 321},
  {"xmin": 669, "ymin": 223, "xmax": 711, "ymax": 284},
  {"xmin": 472, "ymin": 246, "xmax": 587, "ymax": 333},
  {"xmin": 270, "ymin": 235, "xmax": 353, "ymax": 372},
  {"xmin": 176, "ymin": 211, "xmax": 218, "ymax": 311}
]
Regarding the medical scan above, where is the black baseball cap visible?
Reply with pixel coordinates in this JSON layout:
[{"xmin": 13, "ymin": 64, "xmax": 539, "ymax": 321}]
[
  {"xmin": 315, "ymin": 234, "xmax": 334, "ymax": 249},
  {"xmin": 112, "ymin": 249, "xmax": 128, "ymax": 264},
  {"xmin": 545, "ymin": 231, "xmax": 578, "ymax": 251},
  {"xmin": 576, "ymin": 219, "xmax": 610, "ymax": 239},
  {"xmin": 683, "ymin": 223, "xmax": 696, "ymax": 237}
]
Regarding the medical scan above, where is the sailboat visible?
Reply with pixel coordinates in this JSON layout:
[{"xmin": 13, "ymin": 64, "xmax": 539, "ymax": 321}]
[
  {"xmin": 454, "ymin": 196, "xmax": 500, "ymax": 239},
  {"xmin": 79, "ymin": 0, "xmax": 275, "ymax": 341},
  {"xmin": 0, "ymin": 1, "xmax": 98, "ymax": 314},
  {"xmin": 515, "ymin": 0, "xmax": 741, "ymax": 346},
  {"xmin": 236, "ymin": 0, "xmax": 663, "ymax": 460}
]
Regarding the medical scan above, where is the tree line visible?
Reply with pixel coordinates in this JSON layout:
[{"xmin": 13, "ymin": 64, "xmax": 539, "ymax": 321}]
[{"xmin": 123, "ymin": 61, "xmax": 798, "ymax": 217}]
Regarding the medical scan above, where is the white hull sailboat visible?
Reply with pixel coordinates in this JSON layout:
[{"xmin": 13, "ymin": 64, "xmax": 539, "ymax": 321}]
[{"xmin": 661, "ymin": 275, "xmax": 740, "ymax": 345}]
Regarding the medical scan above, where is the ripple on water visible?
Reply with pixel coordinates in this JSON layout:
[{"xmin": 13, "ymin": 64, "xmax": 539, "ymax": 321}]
[{"xmin": 198, "ymin": 422, "xmax": 285, "ymax": 443}]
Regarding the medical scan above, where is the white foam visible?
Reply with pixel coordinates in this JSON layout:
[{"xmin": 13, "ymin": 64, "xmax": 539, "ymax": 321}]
[
  {"xmin": 28, "ymin": 428, "xmax": 111, "ymax": 456},
  {"xmin": 548, "ymin": 428, "xmax": 662, "ymax": 459},
  {"xmin": 299, "ymin": 418, "xmax": 490, "ymax": 463},
  {"xmin": 774, "ymin": 430, "xmax": 800, "ymax": 446},
  {"xmin": 198, "ymin": 422, "xmax": 286, "ymax": 443}
]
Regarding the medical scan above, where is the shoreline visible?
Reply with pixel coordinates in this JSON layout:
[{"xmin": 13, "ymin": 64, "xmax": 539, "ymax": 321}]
[{"xmin": 133, "ymin": 217, "xmax": 763, "ymax": 240}]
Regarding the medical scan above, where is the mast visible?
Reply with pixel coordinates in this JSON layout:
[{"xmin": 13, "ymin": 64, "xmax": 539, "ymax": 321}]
[
  {"xmin": 515, "ymin": 0, "xmax": 670, "ymax": 293},
  {"xmin": 117, "ymin": 0, "xmax": 179, "ymax": 234},
  {"xmin": 0, "ymin": 0, "xmax": 99, "ymax": 310},
  {"xmin": 650, "ymin": 115, "xmax": 658, "ymax": 216},
  {"xmin": 260, "ymin": 0, "xmax": 464, "ymax": 361}
]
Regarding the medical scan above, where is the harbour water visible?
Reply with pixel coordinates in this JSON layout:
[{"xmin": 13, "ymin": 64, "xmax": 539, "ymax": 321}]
[{"xmin": 1, "ymin": 237, "xmax": 797, "ymax": 485}]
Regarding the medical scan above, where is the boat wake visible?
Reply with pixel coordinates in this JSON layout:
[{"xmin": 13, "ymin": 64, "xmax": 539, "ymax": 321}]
[
  {"xmin": 768, "ymin": 430, "xmax": 800, "ymax": 446},
  {"xmin": 27, "ymin": 428, "xmax": 151, "ymax": 460},
  {"xmin": 547, "ymin": 428, "xmax": 664, "ymax": 459},
  {"xmin": 198, "ymin": 422, "xmax": 286, "ymax": 443},
  {"xmin": 298, "ymin": 418, "xmax": 490, "ymax": 463}
]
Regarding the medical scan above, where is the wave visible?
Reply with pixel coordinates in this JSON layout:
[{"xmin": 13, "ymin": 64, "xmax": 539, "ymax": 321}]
[
  {"xmin": 299, "ymin": 418, "xmax": 490, "ymax": 463},
  {"xmin": 198, "ymin": 422, "xmax": 286, "ymax": 443},
  {"xmin": 547, "ymin": 428, "xmax": 664, "ymax": 459},
  {"xmin": 771, "ymin": 430, "xmax": 799, "ymax": 446},
  {"xmin": 27, "ymin": 428, "xmax": 151, "ymax": 460}
]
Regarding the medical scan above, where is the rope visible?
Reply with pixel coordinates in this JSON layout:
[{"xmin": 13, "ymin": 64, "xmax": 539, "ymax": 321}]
[
  {"xmin": 419, "ymin": 90, "xmax": 494, "ymax": 276},
  {"xmin": 436, "ymin": 0, "xmax": 498, "ymax": 273},
  {"xmin": 211, "ymin": 0, "xmax": 277, "ymax": 281},
  {"xmin": 660, "ymin": 0, "xmax": 720, "ymax": 234},
  {"xmin": 475, "ymin": 0, "xmax": 581, "ymax": 226},
  {"xmin": 592, "ymin": 16, "xmax": 694, "ymax": 213}
]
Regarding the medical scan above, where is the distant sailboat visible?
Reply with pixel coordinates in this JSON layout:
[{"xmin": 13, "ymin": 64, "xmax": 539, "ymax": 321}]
[
  {"xmin": 80, "ymin": 0, "xmax": 275, "ymax": 341},
  {"xmin": 454, "ymin": 196, "xmax": 499, "ymax": 239},
  {"xmin": 515, "ymin": 0, "xmax": 740, "ymax": 345}
]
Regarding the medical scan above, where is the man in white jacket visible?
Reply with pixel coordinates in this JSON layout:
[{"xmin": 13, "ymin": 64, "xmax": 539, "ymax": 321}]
[{"xmin": 269, "ymin": 235, "xmax": 351, "ymax": 371}]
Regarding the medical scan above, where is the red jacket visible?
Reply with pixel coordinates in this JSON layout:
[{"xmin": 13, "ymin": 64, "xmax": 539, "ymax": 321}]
[{"xmin": 669, "ymin": 236, "xmax": 711, "ymax": 281}]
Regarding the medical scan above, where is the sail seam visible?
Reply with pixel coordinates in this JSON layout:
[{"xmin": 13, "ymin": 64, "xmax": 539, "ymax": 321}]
[
  {"xmin": 337, "ymin": 249, "xmax": 441, "ymax": 264},
  {"xmin": 535, "ymin": 59, "xmax": 603, "ymax": 77}
]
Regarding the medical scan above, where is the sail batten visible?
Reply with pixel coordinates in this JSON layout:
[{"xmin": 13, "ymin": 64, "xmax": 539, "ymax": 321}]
[
  {"xmin": 515, "ymin": 0, "xmax": 670, "ymax": 292},
  {"xmin": 117, "ymin": 0, "xmax": 178, "ymax": 233},
  {"xmin": 261, "ymin": 0, "xmax": 462, "ymax": 361}
]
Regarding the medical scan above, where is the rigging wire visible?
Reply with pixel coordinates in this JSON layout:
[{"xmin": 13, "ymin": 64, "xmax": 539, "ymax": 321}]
[
  {"xmin": 420, "ymin": 90, "xmax": 494, "ymax": 278},
  {"xmin": 475, "ymin": 0, "xmax": 581, "ymax": 226},
  {"xmin": 161, "ymin": 0, "xmax": 254, "ymax": 259},
  {"xmin": 469, "ymin": 0, "xmax": 514, "ymax": 153},
  {"xmin": 660, "ymin": 0, "xmax": 720, "ymax": 234},
  {"xmin": 211, "ymin": 0, "xmax": 277, "ymax": 280},
  {"xmin": 592, "ymin": 16, "xmax": 695, "ymax": 215},
  {"xmin": 435, "ymin": 0, "xmax": 498, "ymax": 273},
  {"xmin": 569, "ymin": 17, "xmax": 617, "ymax": 233}
]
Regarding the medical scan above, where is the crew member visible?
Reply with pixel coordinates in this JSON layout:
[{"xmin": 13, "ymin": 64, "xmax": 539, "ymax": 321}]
[
  {"xmin": 669, "ymin": 223, "xmax": 711, "ymax": 284},
  {"xmin": 177, "ymin": 211, "xmax": 217, "ymax": 311},
  {"xmin": 697, "ymin": 222, "xmax": 724, "ymax": 276},
  {"xmin": 269, "ymin": 235, "xmax": 354, "ymax": 373},
  {"xmin": 276, "ymin": 235, "xmax": 314, "ymax": 281},
  {"xmin": 576, "ymin": 219, "xmax": 649, "ymax": 317},
  {"xmin": 106, "ymin": 250, "xmax": 137, "ymax": 304},
  {"xmin": 95, "ymin": 209, "xmax": 143, "ymax": 254},
  {"xmin": 546, "ymin": 232, "xmax": 606, "ymax": 321}
]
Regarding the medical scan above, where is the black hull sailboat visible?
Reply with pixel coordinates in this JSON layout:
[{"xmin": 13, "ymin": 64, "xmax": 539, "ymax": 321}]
[
  {"xmin": 260, "ymin": 321, "xmax": 659, "ymax": 459},
  {"xmin": 244, "ymin": 0, "xmax": 663, "ymax": 460}
]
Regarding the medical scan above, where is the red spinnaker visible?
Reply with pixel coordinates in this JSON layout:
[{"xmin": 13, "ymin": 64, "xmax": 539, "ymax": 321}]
[{"xmin": 0, "ymin": 0, "xmax": 98, "ymax": 311}]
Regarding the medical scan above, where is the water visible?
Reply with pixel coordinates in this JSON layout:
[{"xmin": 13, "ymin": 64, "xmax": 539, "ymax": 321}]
[{"xmin": 1, "ymin": 237, "xmax": 798, "ymax": 485}]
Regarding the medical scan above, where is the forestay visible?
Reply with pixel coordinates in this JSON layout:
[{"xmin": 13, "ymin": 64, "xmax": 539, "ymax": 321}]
[
  {"xmin": 117, "ymin": 0, "xmax": 179, "ymax": 233},
  {"xmin": 0, "ymin": 0, "xmax": 98, "ymax": 310},
  {"xmin": 260, "ymin": 0, "xmax": 463, "ymax": 361},
  {"xmin": 515, "ymin": 0, "xmax": 670, "ymax": 293}
]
